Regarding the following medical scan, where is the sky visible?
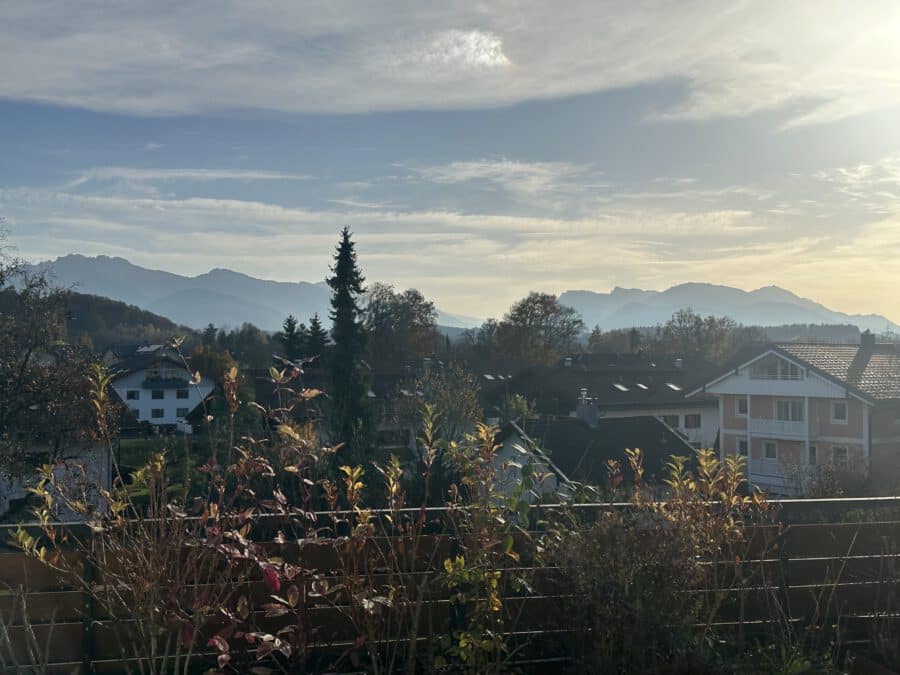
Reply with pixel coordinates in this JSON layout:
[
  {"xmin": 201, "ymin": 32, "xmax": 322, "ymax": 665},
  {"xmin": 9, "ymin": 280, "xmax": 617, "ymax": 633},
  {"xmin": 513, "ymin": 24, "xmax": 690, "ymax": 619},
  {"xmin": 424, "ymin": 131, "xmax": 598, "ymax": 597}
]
[{"xmin": 2, "ymin": 1, "xmax": 900, "ymax": 320}]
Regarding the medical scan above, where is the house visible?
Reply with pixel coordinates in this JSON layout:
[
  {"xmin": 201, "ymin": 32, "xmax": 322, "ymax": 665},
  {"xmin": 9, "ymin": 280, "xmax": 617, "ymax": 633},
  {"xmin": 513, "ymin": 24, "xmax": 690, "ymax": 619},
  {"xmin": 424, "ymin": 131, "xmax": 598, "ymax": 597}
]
[
  {"xmin": 523, "ymin": 415, "xmax": 697, "ymax": 488},
  {"xmin": 110, "ymin": 347, "xmax": 215, "ymax": 433},
  {"xmin": 490, "ymin": 353, "xmax": 719, "ymax": 449},
  {"xmin": 688, "ymin": 332, "xmax": 900, "ymax": 495}
]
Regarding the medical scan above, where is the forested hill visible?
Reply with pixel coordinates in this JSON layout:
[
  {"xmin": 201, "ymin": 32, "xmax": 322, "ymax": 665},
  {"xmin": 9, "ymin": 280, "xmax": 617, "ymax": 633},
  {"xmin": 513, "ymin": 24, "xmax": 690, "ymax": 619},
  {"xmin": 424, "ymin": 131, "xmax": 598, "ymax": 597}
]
[{"xmin": 43, "ymin": 291, "xmax": 196, "ymax": 349}]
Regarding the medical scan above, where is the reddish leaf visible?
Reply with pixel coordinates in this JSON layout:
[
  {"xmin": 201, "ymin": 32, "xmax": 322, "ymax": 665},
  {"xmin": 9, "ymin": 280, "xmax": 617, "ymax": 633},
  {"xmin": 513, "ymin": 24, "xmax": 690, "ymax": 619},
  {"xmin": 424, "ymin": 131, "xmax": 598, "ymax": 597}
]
[{"xmin": 263, "ymin": 566, "xmax": 281, "ymax": 593}]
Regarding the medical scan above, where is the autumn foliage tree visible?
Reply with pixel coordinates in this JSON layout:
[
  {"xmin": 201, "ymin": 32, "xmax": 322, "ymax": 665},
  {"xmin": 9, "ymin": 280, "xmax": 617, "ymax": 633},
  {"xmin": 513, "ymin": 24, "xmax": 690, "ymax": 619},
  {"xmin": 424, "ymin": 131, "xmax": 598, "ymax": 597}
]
[
  {"xmin": 495, "ymin": 292, "xmax": 584, "ymax": 364},
  {"xmin": 365, "ymin": 282, "xmax": 439, "ymax": 366},
  {"xmin": 0, "ymin": 264, "xmax": 114, "ymax": 473}
]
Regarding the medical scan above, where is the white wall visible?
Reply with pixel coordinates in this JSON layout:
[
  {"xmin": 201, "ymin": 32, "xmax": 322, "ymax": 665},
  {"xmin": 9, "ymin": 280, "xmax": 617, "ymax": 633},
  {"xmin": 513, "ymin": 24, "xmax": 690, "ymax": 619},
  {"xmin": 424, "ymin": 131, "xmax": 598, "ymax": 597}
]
[{"xmin": 112, "ymin": 368, "xmax": 214, "ymax": 427}]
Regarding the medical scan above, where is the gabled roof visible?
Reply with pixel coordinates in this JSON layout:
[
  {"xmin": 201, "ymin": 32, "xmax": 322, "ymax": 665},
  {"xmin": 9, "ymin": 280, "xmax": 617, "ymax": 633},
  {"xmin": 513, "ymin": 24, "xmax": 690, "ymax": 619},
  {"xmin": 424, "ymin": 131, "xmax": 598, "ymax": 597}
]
[
  {"xmin": 487, "ymin": 356, "xmax": 718, "ymax": 416},
  {"xmin": 495, "ymin": 420, "xmax": 574, "ymax": 488},
  {"xmin": 501, "ymin": 416, "xmax": 696, "ymax": 487},
  {"xmin": 778, "ymin": 343, "xmax": 900, "ymax": 401},
  {"xmin": 109, "ymin": 349, "xmax": 188, "ymax": 379},
  {"xmin": 690, "ymin": 341, "xmax": 900, "ymax": 403}
]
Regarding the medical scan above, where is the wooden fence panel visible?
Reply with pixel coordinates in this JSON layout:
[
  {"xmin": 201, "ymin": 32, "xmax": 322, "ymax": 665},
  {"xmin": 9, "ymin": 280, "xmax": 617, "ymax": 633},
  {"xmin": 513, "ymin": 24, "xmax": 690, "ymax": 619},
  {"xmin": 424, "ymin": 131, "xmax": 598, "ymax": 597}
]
[{"xmin": 5, "ymin": 515, "xmax": 900, "ymax": 671}]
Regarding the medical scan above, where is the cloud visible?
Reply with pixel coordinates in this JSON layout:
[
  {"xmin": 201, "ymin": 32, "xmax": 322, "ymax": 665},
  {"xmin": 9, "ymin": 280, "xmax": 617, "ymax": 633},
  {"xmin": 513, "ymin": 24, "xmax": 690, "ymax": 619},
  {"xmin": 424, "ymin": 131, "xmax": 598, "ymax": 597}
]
[
  {"xmin": 411, "ymin": 158, "xmax": 601, "ymax": 196},
  {"xmin": 2, "ymin": 2, "xmax": 899, "ymax": 125},
  {"xmin": 64, "ymin": 166, "xmax": 312, "ymax": 189},
  {"xmin": 394, "ymin": 30, "xmax": 511, "ymax": 71},
  {"xmin": 0, "ymin": 181, "xmax": 834, "ymax": 315},
  {"xmin": 813, "ymin": 155, "xmax": 900, "ymax": 214}
]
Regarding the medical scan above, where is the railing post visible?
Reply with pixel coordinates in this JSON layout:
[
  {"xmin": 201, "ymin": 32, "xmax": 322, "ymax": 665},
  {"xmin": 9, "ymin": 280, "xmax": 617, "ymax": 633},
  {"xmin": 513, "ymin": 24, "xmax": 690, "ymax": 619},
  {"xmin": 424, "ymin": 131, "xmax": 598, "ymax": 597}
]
[
  {"xmin": 778, "ymin": 506, "xmax": 793, "ymax": 636},
  {"xmin": 82, "ymin": 531, "xmax": 95, "ymax": 675}
]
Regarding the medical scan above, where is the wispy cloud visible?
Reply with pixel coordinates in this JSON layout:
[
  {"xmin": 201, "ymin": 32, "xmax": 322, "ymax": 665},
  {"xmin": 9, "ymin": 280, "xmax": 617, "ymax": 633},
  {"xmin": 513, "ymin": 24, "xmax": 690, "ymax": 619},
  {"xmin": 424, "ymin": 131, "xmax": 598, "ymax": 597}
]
[
  {"xmin": 64, "ymin": 166, "xmax": 312, "ymax": 189},
  {"xmin": 2, "ymin": 2, "xmax": 899, "ymax": 126},
  {"xmin": 813, "ymin": 155, "xmax": 900, "ymax": 215},
  {"xmin": 0, "ymin": 181, "xmax": 837, "ymax": 315},
  {"xmin": 411, "ymin": 158, "xmax": 602, "ymax": 196}
]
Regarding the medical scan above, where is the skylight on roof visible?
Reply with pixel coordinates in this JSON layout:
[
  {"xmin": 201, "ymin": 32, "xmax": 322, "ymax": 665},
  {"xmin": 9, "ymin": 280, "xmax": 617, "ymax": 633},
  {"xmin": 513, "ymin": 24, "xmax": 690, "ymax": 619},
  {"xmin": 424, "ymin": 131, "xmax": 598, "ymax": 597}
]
[
  {"xmin": 665, "ymin": 382, "xmax": 682, "ymax": 391},
  {"xmin": 483, "ymin": 374, "xmax": 495, "ymax": 380},
  {"xmin": 636, "ymin": 383, "xmax": 649, "ymax": 390},
  {"xmin": 613, "ymin": 383, "xmax": 629, "ymax": 392}
]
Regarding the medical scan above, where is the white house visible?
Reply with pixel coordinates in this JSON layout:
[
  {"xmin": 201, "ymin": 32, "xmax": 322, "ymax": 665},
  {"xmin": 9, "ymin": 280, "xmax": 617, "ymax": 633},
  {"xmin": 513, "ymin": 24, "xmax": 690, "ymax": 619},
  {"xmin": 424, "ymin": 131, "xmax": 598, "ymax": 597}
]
[
  {"xmin": 110, "ymin": 348, "xmax": 215, "ymax": 432},
  {"xmin": 688, "ymin": 334, "xmax": 900, "ymax": 496}
]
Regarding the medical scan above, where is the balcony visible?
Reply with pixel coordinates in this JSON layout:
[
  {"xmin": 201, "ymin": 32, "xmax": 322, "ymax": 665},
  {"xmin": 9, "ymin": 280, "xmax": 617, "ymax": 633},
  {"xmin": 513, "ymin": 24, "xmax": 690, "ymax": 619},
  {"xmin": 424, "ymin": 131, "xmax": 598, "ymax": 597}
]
[
  {"xmin": 677, "ymin": 427, "xmax": 706, "ymax": 446},
  {"xmin": 749, "ymin": 418, "xmax": 806, "ymax": 439}
]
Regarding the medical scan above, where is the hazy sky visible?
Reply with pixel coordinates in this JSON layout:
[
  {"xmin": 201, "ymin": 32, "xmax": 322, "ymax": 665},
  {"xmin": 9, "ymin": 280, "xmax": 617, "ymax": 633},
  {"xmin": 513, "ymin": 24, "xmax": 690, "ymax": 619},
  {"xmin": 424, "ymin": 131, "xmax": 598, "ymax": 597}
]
[{"xmin": 2, "ymin": 1, "xmax": 900, "ymax": 319}]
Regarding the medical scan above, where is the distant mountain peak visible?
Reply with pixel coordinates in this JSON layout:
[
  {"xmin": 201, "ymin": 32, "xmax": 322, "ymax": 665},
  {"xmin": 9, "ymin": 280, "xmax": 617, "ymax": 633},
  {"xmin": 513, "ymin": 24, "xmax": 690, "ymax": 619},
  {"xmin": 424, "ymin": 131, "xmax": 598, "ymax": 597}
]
[
  {"xmin": 26, "ymin": 254, "xmax": 483, "ymax": 332},
  {"xmin": 558, "ymin": 283, "xmax": 898, "ymax": 333}
]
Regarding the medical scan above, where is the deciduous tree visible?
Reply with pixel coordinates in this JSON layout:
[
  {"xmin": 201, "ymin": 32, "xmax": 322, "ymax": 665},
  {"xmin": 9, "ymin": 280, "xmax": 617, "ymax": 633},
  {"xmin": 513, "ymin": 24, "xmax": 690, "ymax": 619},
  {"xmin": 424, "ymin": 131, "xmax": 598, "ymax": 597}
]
[
  {"xmin": 365, "ymin": 283, "xmax": 438, "ymax": 365},
  {"xmin": 496, "ymin": 292, "xmax": 584, "ymax": 363}
]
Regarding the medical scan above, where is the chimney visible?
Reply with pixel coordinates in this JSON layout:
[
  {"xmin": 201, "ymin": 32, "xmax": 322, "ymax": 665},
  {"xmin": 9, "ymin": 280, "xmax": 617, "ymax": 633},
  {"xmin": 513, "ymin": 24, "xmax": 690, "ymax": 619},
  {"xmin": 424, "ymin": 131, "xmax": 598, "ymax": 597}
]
[
  {"xmin": 564, "ymin": 357, "xmax": 573, "ymax": 368},
  {"xmin": 861, "ymin": 330, "xmax": 875, "ymax": 351}
]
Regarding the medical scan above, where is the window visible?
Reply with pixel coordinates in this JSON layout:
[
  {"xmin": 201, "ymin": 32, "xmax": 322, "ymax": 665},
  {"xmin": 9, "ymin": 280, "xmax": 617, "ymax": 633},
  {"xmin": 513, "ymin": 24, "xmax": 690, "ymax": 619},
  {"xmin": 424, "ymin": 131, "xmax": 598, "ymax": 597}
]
[
  {"xmin": 738, "ymin": 439, "xmax": 749, "ymax": 457},
  {"xmin": 832, "ymin": 446, "xmax": 848, "ymax": 467},
  {"xmin": 176, "ymin": 389, "xmax": 189, "ymax": 399},
  {"xmin": 736, "ymin": 397, "xmax": 748, "ymax": 417},
  {"xmin": 176, "ymin": 407, "xmax": 189, "ymax": 418},
  {"xmin": 152, "ymin": 390, "xmax": 164, "ymax": 400},
  {"xmin": 684, "ymin": 414, "xmax": 701, "ymax": 429},
  {"xmin": 808, "ymin": 445, "xmax": 817, "ymax": 465},
  {"xmin": 126, "ymin": 390, "xmax": 140, "ymax": 401},
  {"xmin": 661, "ymin": 415, "xmax": 680, "ymax": 428},
  {"xmin": 151, "ymin": 408, "xmax": 165, "ymax": 419},
  {"xmin": 764, "ymin": 441, "xmax": 778, "ymax": 460},
  {"xmin": 750, "ymin": 355, "xmax": 804, "ymax": 380},
  {"xmin": 775, "ymin": 399, "xmax": 804, "ymax": 422},
  {"xmin": 831, "ymin": 401, "xmax": 848, "ymax": 424}
]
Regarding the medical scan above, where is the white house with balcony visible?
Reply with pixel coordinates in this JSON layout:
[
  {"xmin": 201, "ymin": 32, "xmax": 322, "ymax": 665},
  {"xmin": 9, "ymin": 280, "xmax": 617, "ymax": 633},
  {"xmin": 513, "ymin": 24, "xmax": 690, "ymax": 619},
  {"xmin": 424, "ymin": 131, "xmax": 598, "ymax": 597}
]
[
  {"xmin": 688, "ymin": 333, "xmax": 900, "ymax": 495},
  {"xmin": 110, "ymin": 348, "xmax": 215, "ymax": 432}
]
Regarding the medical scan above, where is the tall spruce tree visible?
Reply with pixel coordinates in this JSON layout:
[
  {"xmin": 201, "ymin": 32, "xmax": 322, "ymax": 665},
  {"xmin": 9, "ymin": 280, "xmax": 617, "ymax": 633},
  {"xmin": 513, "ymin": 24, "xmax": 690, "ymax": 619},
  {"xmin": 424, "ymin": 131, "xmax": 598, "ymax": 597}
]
[{"xmin": 326, "ymin": 227, "xmax": 370, "ymax": 453}]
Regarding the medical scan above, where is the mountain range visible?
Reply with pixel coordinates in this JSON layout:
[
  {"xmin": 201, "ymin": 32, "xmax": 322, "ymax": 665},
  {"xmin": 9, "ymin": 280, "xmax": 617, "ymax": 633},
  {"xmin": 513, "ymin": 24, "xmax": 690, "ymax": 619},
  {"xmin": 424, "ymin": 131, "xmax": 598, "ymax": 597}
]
[
  {"xmin": 26, "ymin": 255, "xmax": 898, "ymax": 336},
  {"xmin": 27, "ymin": 255, "xmax": 481, "ymax": 332},
  {"xmin": 558, "ymin": 284, "xmax": 899, "ymax": 333}
]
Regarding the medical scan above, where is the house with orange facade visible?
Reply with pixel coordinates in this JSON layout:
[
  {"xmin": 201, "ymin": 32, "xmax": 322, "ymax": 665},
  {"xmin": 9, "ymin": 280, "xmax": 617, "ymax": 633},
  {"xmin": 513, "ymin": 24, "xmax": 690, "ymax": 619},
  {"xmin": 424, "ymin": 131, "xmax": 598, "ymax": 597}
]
[{"xmin": 689, "ymin": 332, "xmax": 900, "ymax": 495}]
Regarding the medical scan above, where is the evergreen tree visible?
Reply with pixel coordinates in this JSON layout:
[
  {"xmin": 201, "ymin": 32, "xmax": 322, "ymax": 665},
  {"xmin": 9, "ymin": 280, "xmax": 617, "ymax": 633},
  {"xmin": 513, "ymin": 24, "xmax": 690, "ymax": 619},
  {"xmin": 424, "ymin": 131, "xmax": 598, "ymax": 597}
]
[
  {"xmin": 202, "ymin": 323, "xmax": 217, "ymax": 346},
  {"xmin": 279, "ymin": 314, "xmax": 307, "ymax": 361},
  {"xmin": 326, "ymin": 227, "xmax": 370, "ymax": 453},
  {"xmin": 307, "ymin": 313, "xmax": 329, "ymax": 358}
]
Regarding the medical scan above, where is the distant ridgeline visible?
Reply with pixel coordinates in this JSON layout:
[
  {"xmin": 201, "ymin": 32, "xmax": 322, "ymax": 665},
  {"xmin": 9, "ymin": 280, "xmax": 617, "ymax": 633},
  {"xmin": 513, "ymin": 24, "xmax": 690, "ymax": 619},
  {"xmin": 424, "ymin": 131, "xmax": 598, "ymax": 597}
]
[
  {"xmin": 763, "ymin": 324, "xmax": 862, "ymax": 344},
  {"xmin": 0, "ymin": 287, "xmax": 198, "ymax": 351}
]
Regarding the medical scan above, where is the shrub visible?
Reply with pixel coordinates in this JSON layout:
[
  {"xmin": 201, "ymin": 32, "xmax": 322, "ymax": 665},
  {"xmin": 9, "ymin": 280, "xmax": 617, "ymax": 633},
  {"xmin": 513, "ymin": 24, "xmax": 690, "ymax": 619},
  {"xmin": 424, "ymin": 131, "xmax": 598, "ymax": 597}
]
[{"xmin": 550, "ymin": 448, "xmax": 772, "ymax": 674}]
